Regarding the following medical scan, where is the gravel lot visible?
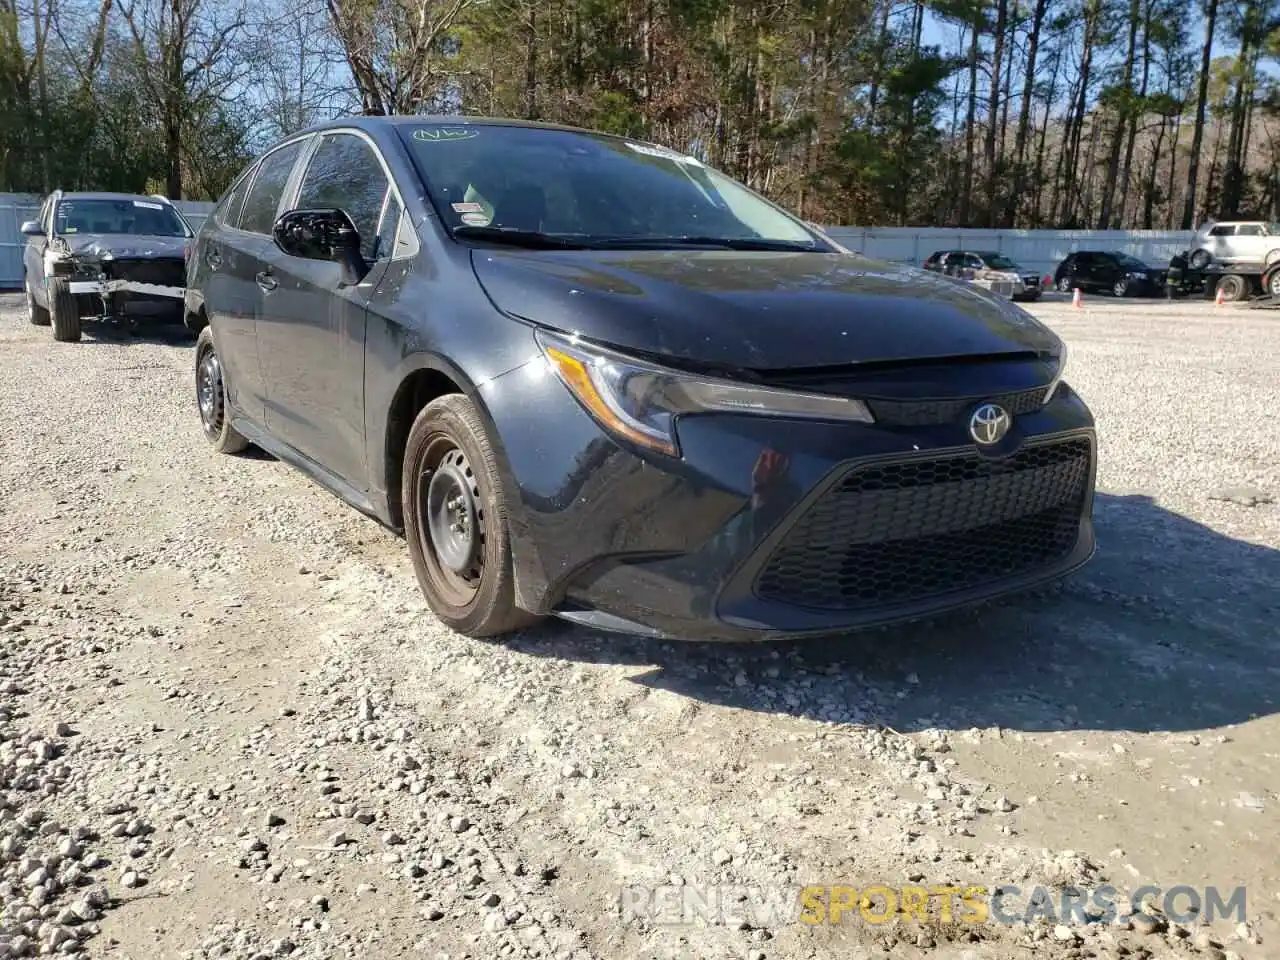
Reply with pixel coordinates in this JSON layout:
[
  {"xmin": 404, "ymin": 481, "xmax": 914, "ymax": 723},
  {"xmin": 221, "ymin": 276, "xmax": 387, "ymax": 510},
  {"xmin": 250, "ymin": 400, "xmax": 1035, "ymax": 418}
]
[{"xmin": 1, "ymin": 290, "xmax": 1277, "ymax": 960}]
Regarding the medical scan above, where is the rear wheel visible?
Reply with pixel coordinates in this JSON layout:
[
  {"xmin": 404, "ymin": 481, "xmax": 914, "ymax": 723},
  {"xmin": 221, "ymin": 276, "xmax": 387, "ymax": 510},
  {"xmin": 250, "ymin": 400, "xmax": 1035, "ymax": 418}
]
[
  {"xmin": 1056, "ymin": 276, "xmax": 1073, "ymax": 293},
  {"xmin": 49, "ymin": 277, "xmax": 80, "ymax": 342},
  {"xmin": 25, "ymin": 279, "xmax": 50, "ymax": 326},
  {"xmin": 402, "ymin": 394, "xmax": 540, "ymax": 638},
  {"xmin": 195, "ymin": 327, "xmax": 249, "ymax": 454},
  {"xmin": 1216, "ymin": 274, "xmax": 1247, "ymax": 303},
  {"xmin": 1189, "ymin": 249, "xmax": 1212, "ymax": 270}
]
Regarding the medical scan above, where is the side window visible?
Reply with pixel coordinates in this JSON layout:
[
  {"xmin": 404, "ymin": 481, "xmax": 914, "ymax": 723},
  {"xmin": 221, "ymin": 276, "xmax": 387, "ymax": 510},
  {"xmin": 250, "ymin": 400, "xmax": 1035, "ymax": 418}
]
[
  {"xmin": 375, "ymin": 191, "xmax": 403, "ymax": 262},
  {"xmin": 216, "ymin": 167, "xmax": 256, "ymax": 228},
  {"xmin": 964, "ymin": 254, "xmax": 984, "ymax": 270},
  {"xmin": 240, "ymin": 140, "xmax": 306, "ymax": 236},
  {"xmin": 295, "ymin": 133, "xmax": 391, "ymax": 262},
  {"xmin": 1235, "ymin": 224, "xmax": 1263, "ymax": 237},
  {"xmin": 1208, "ymin": 225, "xmax": 1235, "ymax": 237}
]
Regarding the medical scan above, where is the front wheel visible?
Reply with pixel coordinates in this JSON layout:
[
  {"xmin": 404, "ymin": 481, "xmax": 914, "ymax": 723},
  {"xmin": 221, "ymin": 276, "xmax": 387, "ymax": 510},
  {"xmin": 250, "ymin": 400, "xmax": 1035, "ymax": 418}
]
[
  {"xmin": 1265, "ymin": 266, "xmax": 1280, "ymax": 297},
  {"xmin": 50, "ymin": 277, "xmax": 81, "ymax": 342},
  {"xmin": 1113, "ymin": 279, "xmax": 1129, "ymax": 297},
  {"xmin": 402, "ymin": 394, "xmax": 541, "ymax": 638},
  {"xmin": 194, "ymin": 327, "xmax": 249, "ymax": 454},
  {"xmin": 1056, "ymin": 276, "xmax": 1073, "ymax": 293}
]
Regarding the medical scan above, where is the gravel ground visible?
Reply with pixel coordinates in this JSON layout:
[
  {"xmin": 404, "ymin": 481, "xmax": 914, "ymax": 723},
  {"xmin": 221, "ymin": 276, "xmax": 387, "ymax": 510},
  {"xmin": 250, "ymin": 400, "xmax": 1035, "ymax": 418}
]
[{"xmin": 0, "ymin": 291, "xmax": 1277, "ymax": 960}]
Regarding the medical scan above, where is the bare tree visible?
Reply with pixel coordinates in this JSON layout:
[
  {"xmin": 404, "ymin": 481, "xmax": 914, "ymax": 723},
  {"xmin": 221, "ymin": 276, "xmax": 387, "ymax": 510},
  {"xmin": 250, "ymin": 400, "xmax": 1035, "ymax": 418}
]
[
  {"xmin": 325, "ymin": 0, "xmax": 478, "ymax": 115},
  {"xmin": 118, "ymin": 0, "xmax": 251, "ymax": 198}
]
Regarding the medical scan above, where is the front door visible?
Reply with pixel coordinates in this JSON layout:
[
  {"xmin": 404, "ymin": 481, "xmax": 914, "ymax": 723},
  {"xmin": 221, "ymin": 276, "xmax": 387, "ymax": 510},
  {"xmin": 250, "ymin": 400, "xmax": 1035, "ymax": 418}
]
[{"xmin": 257, "ymin": 131, "xmax": 402, "ymax": 490}]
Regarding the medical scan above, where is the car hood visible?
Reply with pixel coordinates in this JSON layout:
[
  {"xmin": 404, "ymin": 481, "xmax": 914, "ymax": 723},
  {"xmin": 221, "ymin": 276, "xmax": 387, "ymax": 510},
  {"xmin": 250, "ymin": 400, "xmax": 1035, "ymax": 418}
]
[
  {"xmin": 55, "ymin": 234, "xmax": 188, "ymax": 260},
  {"xmin": 470, "ymin": 249, "xmax": 1061, "ymax": 370}
]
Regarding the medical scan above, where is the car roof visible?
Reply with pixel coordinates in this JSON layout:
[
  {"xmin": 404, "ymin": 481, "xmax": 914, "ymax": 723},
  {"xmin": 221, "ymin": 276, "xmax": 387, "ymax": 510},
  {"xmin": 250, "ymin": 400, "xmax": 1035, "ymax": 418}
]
[
  {"xmin": 294, "ymin": 114, "xmax": 602, "ymax": 139},
  {"xmin": 56, "ymin": 191, "xmax": 173, "ymax": 204}
]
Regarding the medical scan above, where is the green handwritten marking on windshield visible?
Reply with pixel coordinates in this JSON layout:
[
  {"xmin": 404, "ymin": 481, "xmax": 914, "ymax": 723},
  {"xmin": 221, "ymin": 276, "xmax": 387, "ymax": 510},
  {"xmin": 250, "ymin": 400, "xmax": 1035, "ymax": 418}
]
[{"xmin": 413, "ymin": 128, "xmax": 479, "ymax": 142}]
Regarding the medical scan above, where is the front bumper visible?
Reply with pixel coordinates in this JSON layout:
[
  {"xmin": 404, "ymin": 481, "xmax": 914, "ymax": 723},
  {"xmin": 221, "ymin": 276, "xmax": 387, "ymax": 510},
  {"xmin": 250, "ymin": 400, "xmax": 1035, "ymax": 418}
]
[
  {"xmin": 65, "ymin": 279, "xmax": 184, "ymax": 300},
  {"xmin": 480, "ymin": 360, "xmax": 1097, "ymax": 642}
]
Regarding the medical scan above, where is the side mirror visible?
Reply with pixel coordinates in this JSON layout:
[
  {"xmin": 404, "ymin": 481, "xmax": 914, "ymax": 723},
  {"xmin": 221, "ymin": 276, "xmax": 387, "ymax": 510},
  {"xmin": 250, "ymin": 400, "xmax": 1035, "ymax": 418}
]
[
  {"xmin": 20, "ymin": 220, "xmax": 44, "ymax": 237},
  {"xmin": 273, "ymin": 208, "xmax": 368, "ymax": 286}
]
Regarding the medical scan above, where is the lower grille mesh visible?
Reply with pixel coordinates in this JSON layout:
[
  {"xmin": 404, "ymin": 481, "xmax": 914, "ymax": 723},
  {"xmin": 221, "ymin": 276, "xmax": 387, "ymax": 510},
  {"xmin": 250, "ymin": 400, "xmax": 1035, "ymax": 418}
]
[
  {"xmin": 104, "ymin": 258, "xmax": 185, "ymax": 287},
  {"xmin": 755, "ymin": 438, "xmax": 1091, "ymax": 611}
]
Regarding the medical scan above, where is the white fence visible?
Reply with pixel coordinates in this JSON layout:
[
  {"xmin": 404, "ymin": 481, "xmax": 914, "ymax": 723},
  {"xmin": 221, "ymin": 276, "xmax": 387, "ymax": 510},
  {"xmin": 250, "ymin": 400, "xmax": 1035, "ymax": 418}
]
[
  {"xmin": 822, "ymin": 227, "xmax": 1194, "ymax": 279},
  {"xmin": 0, "ymin": 194, "xmax": 215, "ymax": 290},
  {"xmin": 2, "ymin": 190, "xmax": 1193, "ymax": 290}
]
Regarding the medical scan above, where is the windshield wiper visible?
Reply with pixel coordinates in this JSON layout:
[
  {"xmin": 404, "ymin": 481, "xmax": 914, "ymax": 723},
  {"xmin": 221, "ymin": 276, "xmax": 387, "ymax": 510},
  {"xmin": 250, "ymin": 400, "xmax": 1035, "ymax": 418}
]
[
  {"xmin": 452, "ymin": 226, "xmax": 591, "ymax": 249},
  {"xmin": 584, "ymin": 235, "xmax": 819, "ymax": 251}
]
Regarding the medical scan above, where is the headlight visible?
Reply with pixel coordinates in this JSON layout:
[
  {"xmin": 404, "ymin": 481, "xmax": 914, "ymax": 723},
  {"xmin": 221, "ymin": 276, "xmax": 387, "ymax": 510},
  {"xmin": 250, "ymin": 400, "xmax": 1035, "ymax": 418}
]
[
  {"xmin": 50, "ymin": 259, "xmax": 101, "ymax": 280},
  {"xmin": 1044, "ymin": 341, "xmax": 1069, "ymax": 403},
  {"xmin": 1128, "ymin": 271, "xmax": 1146, "ymax": 279},
  {"xmin": 536, "ymin": 330, "xmax": 875, "ymax": 457}
]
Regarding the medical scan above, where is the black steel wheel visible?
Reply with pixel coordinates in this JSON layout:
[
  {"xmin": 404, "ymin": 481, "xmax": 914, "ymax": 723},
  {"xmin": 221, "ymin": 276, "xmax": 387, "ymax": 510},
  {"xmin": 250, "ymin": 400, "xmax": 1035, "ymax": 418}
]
[
  {"xmin": 418, "ymin": 440, "xmax": 486, "ymax": 606},
  {"xmin": 402, "ymin": 394, "xmax": 541, "ymax": 637},
  {"xmin": 194, "ymin": 327, "xmax": 249, "ymax": 454}
]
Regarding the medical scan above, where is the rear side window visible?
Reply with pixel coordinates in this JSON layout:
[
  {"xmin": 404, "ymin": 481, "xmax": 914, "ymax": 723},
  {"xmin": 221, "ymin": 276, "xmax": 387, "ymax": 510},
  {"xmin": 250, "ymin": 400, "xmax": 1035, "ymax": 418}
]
[
  {"xmin": 1208, "ymin": 224, "xmax": 1235, "ymax": 237},
  {"xmin": 216, "ymin": 168, "xmax": 255, "ymax": 229},
  {"xmin": 240, "ymin": 140, "xmax": 306, "ymax": 236},
  {"xmin": 295, "ymin": 133, "xmax": 391, "ymax": 262}
]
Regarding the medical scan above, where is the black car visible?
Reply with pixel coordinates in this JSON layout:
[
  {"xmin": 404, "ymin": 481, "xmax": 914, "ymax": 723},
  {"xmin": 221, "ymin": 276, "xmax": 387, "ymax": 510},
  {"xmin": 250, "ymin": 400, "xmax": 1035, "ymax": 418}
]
[
  {"xmin": 186, "ymin": 116, "xmax": 1096, "ymax": 641},
  {"xmin": 1053, "ymin": 251, "xmax": 1167, "ymax": 298},
  {"xmin": 21, "ymin": 191, "xmax": 194, "ymax": 342},
  {"xmin": 921, "ymin": 250, "xmax": 1043, "ymax": 301}
]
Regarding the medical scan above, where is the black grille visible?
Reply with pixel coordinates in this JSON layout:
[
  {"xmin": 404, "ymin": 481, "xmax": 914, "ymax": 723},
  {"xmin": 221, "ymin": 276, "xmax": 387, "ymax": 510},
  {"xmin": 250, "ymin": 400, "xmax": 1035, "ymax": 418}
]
[
  {"xmin": 104, "ymin": 258, "xmax": 185, "ymax": 287},
  {"xmin": 866, "ymin": 388, "xmax": 1046, "ymax": 427},
  {"xmin": 755, "ymin": 438, "xmax": 1091, "ymax": 611}
]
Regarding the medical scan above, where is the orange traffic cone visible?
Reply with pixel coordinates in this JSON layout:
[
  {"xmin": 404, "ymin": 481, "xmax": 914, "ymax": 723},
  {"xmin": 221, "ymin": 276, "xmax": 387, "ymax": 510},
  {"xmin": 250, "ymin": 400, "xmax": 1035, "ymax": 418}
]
[
  {"xmin": 1214, "ymin": 285, "xmax": 1225, "ymax": 306},
  {"xmin": 1072, "ymin": 288, "xmax": 1083, "ymax": 309}
]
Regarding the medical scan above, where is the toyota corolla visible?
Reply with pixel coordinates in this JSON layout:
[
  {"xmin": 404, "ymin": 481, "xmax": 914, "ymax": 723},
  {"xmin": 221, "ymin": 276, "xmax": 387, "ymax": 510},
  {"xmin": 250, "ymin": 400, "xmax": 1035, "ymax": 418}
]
[{"xmin": 185, "ymin": 116, "xmax": 1096, "ymax": 641}]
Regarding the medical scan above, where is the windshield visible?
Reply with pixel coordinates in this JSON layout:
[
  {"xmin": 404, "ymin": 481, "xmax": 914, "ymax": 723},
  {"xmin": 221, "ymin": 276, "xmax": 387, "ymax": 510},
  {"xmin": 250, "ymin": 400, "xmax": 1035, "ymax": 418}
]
[
  {"xmin": 979, "ymin": 253, "xmax": 1019, "ymax": 269},
  {"xmin": 54, "ymin": 198, "xmax": 189, "ymax": 238},
  {"xmin": 398, "ymin": 124, "xmax": 825, "ymax": 250}
]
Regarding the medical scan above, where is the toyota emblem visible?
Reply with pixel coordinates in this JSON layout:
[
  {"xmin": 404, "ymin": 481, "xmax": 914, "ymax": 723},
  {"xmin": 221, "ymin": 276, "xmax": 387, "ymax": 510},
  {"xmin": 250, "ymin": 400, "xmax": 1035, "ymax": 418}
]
[{"xmin": 969, "ymin": 403, "xmax": 1012, "ymax": 445}]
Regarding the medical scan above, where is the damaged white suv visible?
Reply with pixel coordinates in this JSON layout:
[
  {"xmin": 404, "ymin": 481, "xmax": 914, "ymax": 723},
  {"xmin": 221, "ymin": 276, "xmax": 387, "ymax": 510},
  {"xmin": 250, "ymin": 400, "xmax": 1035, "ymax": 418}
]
[
  {"xmin": 20, "ymin": 191, "xmax": 193, "ymax": 342},
  {"xmin": 1187, "ymin": 220, "xmax": 1280, "ymax": 271}
]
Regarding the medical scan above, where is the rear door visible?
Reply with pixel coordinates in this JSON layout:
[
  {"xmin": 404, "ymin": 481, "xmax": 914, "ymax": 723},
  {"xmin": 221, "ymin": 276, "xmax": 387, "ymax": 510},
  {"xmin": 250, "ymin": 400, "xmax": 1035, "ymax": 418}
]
[
  {"xmin": 213, "ymin": 137, "xmax": 310, "ymax": 426},
  {"xmin": 1229, "ymin": 224, "xmax": 1264, "ymax": 262},
  {"xmin": 257, "ymin": 130, "xmax": 401, "ymax": 488}
]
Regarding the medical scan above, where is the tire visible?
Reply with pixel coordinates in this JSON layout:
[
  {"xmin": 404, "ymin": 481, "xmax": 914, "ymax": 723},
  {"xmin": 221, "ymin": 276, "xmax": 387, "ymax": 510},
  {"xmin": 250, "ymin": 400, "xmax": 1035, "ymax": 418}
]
[
  {"xmin": 25, "ymin": 279, "xmax": 50, "ymax": 326},
  {"xmin": 402, "ymin": 394, "xmax": 541, "ymax": 638},
  {"xmin": 194, "ymin": 327, "xmax": 249, "ymax": 454},
  {"xmin": 1216, "ymin": 274, "xmax": 1246, "ymax": 303},
  {"xmin": 1264, "ymin": 248, "xmax": 1280, "ymax": 268},
  {"xmin": 1056, "ymin": 276, "xmax": 1073, "ymax": 293},
  {"xmin": 49, "ymin": 277, "xmax": 81, "ymax": 342},
  {"xmin": 1113, "ymin": 279, "xmax": 1129, "ymax": 297},
  {"xmin": 1189, "ymin": 249, "xmax": 1212, "ymax": 270},
  {"xmin": 1265, "ymin": 266, "xmax": 1280, "ymax": 297}
]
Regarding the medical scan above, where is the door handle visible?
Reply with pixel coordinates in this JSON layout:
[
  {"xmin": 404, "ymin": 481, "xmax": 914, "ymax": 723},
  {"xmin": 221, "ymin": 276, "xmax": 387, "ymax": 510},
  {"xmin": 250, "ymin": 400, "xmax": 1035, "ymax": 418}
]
[{"xmin": 256, "ymin": 270, "xmax": 278, "ymax": 292}]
